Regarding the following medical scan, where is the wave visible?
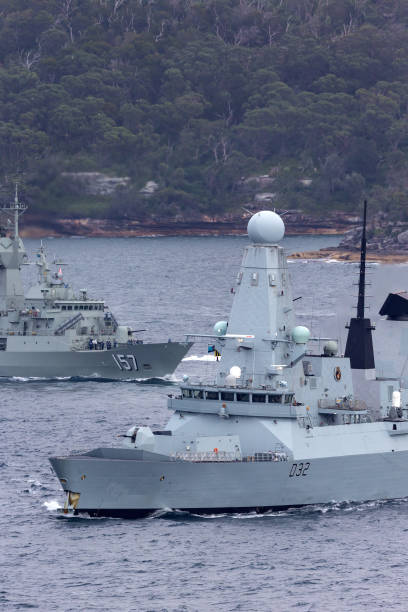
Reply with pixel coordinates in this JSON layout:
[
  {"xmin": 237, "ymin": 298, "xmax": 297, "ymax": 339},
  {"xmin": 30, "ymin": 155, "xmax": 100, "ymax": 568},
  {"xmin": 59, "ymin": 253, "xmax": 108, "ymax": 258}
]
[
  {"xmin": 43, "ymin": 499, "xmax": 62, "ymax": 512},
  {"xmin": 182, "ymin": 354, "xmax": 218, "ymax": 362},
  {"xmin": 3, "ymin": 374, "xmax": 177, "ymax": 385}
]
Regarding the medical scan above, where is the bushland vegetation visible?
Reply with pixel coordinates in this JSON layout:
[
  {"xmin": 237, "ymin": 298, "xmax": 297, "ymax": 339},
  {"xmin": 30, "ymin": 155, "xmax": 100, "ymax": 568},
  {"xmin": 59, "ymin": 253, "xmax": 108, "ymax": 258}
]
[{"xmin": 1, "ymin": 0, "xmax": 408, "ymax": 220}]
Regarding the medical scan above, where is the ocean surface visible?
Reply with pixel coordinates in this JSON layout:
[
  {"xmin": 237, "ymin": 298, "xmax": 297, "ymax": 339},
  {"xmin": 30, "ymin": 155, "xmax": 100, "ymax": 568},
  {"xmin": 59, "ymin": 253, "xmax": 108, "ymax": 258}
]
[{"xmin": 2, "ymin": 232, "xmax": 408, "ymax": 611}]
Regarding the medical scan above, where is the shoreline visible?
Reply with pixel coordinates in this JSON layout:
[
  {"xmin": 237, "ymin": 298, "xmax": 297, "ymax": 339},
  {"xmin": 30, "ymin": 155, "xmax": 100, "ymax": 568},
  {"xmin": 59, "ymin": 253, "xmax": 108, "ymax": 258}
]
[
  {"xmin": 289, "ymin": 249, "xmax": 408, "ymax": 264},
  {"xmin": 18, "ymin": 220, "xmax": 407, "ymax": 262},
  {"xmin": 18, "ymin": 216, "xmax": 351, "ymax": 239}
]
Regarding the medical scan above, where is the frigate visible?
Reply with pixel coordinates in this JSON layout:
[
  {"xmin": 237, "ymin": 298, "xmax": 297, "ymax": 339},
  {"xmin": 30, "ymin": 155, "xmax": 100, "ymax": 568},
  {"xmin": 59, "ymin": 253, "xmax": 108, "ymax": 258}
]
[
  {"xmin": 50, "ymin": 208, "xmax": 408, "ymax": 517},
  {"xmin": 0, "ymin": 189, "xmax": 191, "ymax": 379}
]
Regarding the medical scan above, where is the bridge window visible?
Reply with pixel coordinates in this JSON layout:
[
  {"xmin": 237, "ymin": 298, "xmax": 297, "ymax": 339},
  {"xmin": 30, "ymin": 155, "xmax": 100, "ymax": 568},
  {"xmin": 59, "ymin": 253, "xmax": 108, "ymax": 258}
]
[
  {"xmin": 284, "ymin": 394, "xmax": 294, "ymax": 404},
  {"xmin": 236, "ymin": 392, "xmax": 249, "ymax": 402},
  {"xmin": 182, "ymin": 389, "xmax": 191, "ymax": 398},
  {"xmin": 221, "ymin": 392, "xmax": 234, "ymax": 401},
  {"xmin": 67, "ymin": 305, "xmax": 72, "ymax": 310},
  {"xmin": 268, "ymin": 394, "xmax": 282, "ymax": 403},
  {"xmin": 192, "ymin": 389, "xmax": 203, "ymax": 399},
  {"xmin": 206, "ymin": 391, "xmax": 219, "ymax": 400},
  {"xmin": 62, "ymin": 305, "xmax": 66, "ymax": 310},
  {"xmin": 252, "ymin": 394, "xmax": 266, "ymax": 403}
]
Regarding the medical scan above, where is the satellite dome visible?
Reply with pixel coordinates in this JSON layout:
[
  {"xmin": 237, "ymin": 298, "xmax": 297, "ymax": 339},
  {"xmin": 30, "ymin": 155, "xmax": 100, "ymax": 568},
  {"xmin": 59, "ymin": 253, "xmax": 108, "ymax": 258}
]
[
  {"xmin": 229, "ymin": 365, "xmax": 242, "ymax": 378},
  {"xmin": 213, "ymin": 320, "xmax": 228, "ymax": 336},
  {"xmin": 292, "ymin": 325, "xmax": 311, "ymax": 344},
  {"xmin": 323, "ymin": 341, "xmax": 338, "ymax": 356},
  {"xmin": 247, "ymin": 210, "xmax": 285, "ymax": 244}
]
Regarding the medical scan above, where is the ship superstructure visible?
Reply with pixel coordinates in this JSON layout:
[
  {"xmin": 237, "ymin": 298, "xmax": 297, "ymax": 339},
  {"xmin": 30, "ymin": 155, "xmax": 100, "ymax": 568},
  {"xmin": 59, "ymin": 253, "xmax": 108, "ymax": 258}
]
[
  {"xmin": 50, "ymin": 210, "xmax": 408, "ymax": 516},
  {"xmin": 0, "ymin": 190, "xmax": 191, "ymax": 378}
]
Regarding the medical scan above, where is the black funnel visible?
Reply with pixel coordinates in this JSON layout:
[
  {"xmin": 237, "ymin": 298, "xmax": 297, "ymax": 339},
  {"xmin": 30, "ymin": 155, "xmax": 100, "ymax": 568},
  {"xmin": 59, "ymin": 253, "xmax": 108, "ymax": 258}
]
[{"xmin": 344, "ymin": 201, "xmax": 375, "ymax": 369}]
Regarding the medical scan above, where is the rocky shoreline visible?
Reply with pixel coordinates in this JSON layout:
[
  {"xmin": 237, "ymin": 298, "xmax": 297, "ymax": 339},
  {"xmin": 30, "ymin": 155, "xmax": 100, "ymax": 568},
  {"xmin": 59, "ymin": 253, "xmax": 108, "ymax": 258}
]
[
  {"xmin": 289, "ymin": 248, "xmax": 408, "ymax": 263},
  {"xmin": 19, "ymin": 210, "xmax": 357, "ymax": 239},
  {"xmin": 18, "ymin": 212, "xmax": 408, "ymax": 263}
]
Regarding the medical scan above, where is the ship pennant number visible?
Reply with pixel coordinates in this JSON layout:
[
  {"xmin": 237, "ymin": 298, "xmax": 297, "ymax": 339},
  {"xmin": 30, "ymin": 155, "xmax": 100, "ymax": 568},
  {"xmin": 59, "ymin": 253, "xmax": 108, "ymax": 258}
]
[
  {"xmin": 289, "ymin": 462, "xmax": 310, "ymax": 477},
  {"xmin": 112, "ymin": 354, "xmax": 139, "ymax": 371}
]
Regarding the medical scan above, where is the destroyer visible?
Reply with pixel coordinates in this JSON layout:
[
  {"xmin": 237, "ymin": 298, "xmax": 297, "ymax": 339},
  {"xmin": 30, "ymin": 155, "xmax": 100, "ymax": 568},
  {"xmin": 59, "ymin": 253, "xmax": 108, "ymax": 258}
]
[
  {"xmin": 50, "ymin": 209, "xmax": 408, "ymax": 516},
  {"xmin": 0, "ymin": 189, "xmax": 191, "ymax": 379}
]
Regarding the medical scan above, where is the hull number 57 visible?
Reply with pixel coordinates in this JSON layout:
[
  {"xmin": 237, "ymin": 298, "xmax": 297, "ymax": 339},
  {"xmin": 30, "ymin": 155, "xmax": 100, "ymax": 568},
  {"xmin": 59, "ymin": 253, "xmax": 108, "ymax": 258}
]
[{"xmin": 112, "ymin": 354, "xmax": 138, "ymax": 371}]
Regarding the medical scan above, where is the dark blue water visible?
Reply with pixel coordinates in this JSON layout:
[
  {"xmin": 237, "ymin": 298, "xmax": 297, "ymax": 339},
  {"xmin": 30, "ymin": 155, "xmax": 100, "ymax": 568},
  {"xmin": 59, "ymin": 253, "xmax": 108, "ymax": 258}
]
[{"xmin": 2, "ymin": 233, "xmax": 408, "ymax": 611}]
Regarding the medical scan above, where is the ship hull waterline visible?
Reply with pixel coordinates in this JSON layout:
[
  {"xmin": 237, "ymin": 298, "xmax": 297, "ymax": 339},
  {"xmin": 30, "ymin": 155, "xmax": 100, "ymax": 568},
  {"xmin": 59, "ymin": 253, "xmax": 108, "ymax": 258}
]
[
  {"xmin": 0, "ymin": 342, "xmax": 192, "ymax": 379},
  {"xmin": 49, "ymin": 449, "xmax": 408, "ymax": 518}
]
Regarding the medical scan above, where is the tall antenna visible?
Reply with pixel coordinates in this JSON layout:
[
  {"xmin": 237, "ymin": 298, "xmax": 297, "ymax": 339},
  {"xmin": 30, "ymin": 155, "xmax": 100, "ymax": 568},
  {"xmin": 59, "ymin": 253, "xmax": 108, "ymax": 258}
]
[
  {"xmin": 356, "ymin": 200, "xmax": 367, "ymax": 319},
  {"xmin": 344, "ymin": 200, "xmax": 375, "ymax": 371},
  {"xmin": 0, "ymin": 183, "xmax": 27, "ymax": 240}
]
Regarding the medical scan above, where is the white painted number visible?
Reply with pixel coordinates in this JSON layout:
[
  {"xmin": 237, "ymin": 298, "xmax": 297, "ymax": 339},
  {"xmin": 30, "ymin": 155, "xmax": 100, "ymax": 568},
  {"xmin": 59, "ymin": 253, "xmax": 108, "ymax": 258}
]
[{"xmin": 112, "ymin": 354, "xmax": 139, "ymax": 371}]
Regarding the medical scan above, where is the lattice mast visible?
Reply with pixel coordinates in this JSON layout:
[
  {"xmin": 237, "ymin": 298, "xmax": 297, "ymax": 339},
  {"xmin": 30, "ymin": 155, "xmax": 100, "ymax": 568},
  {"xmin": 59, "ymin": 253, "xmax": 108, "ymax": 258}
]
[{"xmin": 344, "ymin": 201, "xmax": 375, "ymax": 370}]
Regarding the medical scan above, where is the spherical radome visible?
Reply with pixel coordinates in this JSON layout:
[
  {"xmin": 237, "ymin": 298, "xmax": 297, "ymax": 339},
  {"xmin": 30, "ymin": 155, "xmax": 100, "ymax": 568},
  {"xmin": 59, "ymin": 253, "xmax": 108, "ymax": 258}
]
[
  {"xmin": 292, "ymin": 325, "xmax": 311, "ymax": 344},
  {"xmin": 323, "ymin": 340, "xmax": 338, "ymax": 356},
  {"xmin": 247, "ymin": 210, "xmax": 285, "ymax": 244},
  {"xmin": 213, "ymin": 320, "xmax": 228, "ymax": 336}
]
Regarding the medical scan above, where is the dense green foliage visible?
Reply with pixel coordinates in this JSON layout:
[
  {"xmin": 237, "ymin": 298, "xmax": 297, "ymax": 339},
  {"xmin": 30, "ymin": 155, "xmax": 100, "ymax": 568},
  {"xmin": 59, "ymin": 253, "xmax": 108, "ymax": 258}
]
[{"xmin": 1, "ymin": 0, "xmax": 408, "ymax": 219}]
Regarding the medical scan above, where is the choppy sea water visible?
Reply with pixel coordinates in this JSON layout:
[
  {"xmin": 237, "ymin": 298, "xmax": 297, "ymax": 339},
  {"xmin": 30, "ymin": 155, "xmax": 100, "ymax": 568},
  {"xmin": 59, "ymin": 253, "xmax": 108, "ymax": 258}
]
[{"xmin": 2, "ymin": 233, "xmax": 408, "ymax": 611}]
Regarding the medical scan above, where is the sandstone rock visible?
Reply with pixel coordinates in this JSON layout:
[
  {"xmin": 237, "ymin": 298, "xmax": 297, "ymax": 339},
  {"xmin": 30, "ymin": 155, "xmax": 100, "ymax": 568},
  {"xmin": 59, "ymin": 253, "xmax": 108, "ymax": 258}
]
[
  {"xmin": 61, "ymin": 172, "xmax": 130, "ymax": 195},
  {"xmin": 397, "ymin": 229, "xmax": 408, "ymax": 244}
]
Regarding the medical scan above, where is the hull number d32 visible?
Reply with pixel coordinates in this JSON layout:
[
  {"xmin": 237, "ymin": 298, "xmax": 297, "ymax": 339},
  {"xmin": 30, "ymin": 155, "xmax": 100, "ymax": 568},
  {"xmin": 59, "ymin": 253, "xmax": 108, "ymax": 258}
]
[
  {"xmin": 289, "ymin": 462, "xmax": 310, "ymax": 477},
  {"xmin": 112, "ymin": 354, "xmax": 139, "ymax": 371}
]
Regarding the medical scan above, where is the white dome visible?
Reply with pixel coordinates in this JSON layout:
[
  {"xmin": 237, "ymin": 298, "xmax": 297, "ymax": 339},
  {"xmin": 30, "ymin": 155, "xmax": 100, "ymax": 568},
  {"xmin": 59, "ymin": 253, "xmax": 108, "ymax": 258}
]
[
  {"xmin": 247, "ymin": 210, "xmax": 285, "ymax": 244},
  {"xmin": 292, "ymin": 326, "xmax": 311, "ymax": 344}
]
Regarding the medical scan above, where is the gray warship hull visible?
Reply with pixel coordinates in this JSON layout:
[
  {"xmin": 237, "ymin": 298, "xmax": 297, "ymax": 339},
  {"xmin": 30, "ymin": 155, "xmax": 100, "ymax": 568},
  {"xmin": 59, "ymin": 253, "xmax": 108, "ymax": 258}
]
[
  {"xmin": 0, "ymin": 194, "xmax": 191, "ymax": 380},
  {"xmin": 0, "ymin": 341, "xmax": 191, "ymax": 379},
  {"xmin": 48, "ymin": 210, "xmax": 408, "ymax": 517},
  {"xmin": 50, "ymin": 444, "xmax": 408, "ymax": 517}
]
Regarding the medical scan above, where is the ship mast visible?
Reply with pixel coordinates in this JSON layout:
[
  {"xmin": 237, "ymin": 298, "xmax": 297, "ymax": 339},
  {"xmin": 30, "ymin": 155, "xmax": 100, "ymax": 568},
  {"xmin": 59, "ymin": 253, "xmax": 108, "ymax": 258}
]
[
  {"xmin": 0, "ymin": 183, "xmax": 27, "ymax": 240},
  {"xmin": 344, "ymin": 200, "xmax": 375, "ymax": 371},
  {"xmin": 356, "ymin": 200, "xmax": 367, "ymax": 320},
  {"xmin": 0, "ymin": 184, "xmax": 28, "ymax": 310}
]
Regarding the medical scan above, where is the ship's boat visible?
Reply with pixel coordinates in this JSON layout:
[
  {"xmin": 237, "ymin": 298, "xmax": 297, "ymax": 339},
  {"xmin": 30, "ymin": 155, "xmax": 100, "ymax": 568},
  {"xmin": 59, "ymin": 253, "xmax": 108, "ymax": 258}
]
[
  {"xmin": 0, "ymin": 189, "xmax": 191, "ymax": 379},
  {"xmin": 50, "ymin": 209, "xmax": 408, "ymax": 516}
]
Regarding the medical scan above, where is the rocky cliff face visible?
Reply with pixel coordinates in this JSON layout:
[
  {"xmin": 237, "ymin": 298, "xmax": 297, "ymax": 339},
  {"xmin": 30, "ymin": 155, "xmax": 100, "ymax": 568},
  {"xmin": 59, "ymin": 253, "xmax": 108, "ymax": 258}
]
[
  {"xmin": 339, "ymin": 218, "xmax": 408, "ymax": 254},
  {"xmin": 20, "ymin": 209, "xmax": 358, "ymax": 238}
]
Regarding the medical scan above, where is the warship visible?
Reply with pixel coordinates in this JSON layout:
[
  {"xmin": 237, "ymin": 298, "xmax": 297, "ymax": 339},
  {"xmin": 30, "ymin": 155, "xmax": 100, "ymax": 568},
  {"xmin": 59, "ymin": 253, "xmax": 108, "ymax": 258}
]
[
  {"xmin": 0, "ymin": 189, "xmax": 191, "ymax": 379},
  {"xmin": 50, "ymin": 208, "xmax": 408, "ymax": 517}
]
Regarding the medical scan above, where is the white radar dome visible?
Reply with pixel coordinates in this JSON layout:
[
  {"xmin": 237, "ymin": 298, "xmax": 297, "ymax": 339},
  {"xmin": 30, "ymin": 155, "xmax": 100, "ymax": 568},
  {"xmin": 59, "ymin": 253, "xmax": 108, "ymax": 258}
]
[
  {"xmin": 213, "ymin": 320, "xmax": 228, "ymax": 336},
  {"xmin": 229, "ymin": 365, "xmax": 242, "ymax": 378},
  {"xmin": 292, "ymin": 326, "xmax": 311, "ymax": 344},
  {"xmin": 247, "ymin": 210, "xmax": 285, "ymax": 244},
  {"xmin": 323, "ymin": 341, "xmax": 338, "ymax": 356}
]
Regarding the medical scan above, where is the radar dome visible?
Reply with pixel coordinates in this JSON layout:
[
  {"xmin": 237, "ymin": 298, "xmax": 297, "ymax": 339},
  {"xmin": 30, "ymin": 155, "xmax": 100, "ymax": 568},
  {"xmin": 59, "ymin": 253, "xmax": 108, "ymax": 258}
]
[
  {"xmin": 229, "ymin": 365, "xmax": 242, "ymax": 378},
  {"xmin": 225, "ymin": 374, "xmax": 237, "ymax": 387},
  {"xmin": 323, "ymin": 341, "xmax": 338, "ymax": 356},
  {"xmin": 292, "ymin": 325, "xmax": 311, "ymax": 344},
  {"xmin": 247, "ymin": 210, "xmax": 285, "ymax": 244},
  {"xmin": 213, "ymin": 320, "xmax": 228, "ymax": 336}
]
